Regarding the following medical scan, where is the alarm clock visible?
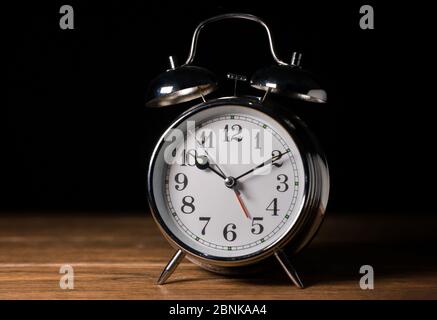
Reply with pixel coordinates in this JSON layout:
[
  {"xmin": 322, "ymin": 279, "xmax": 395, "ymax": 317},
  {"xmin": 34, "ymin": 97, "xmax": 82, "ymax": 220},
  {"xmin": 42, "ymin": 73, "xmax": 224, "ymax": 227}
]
[{"xmin": 145, "ymin": 13, "xmax": 329, "ymax": 288}]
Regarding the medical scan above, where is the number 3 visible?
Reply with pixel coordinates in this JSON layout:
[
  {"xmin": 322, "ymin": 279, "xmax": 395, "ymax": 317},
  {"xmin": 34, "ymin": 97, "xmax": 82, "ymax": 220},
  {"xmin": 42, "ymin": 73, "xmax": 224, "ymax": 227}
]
[{"xmin": 276, "ymin": 174, "xmax": 289, "ymax": 192}]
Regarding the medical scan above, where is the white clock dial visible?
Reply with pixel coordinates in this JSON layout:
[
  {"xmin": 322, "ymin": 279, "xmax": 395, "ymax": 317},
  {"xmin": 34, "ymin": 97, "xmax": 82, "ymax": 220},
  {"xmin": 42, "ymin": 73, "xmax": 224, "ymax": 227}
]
[{"xmin": 151, "ymin": 105, "xmax": 306, "ymax": 259}]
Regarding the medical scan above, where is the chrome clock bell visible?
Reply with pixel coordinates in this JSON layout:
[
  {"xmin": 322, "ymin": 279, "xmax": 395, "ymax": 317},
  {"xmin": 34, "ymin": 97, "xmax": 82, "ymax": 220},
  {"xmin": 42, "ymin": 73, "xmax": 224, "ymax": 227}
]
[{"xmin": 146, "ymin": 13, "xmax": 329, "ymax": 288}]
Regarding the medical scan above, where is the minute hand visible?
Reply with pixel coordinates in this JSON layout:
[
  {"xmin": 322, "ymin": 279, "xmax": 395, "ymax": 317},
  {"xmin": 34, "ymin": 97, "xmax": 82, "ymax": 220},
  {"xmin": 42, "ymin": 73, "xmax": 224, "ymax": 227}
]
[{"xmin": 235, "ymin": 150, "xmax": 291, "ymax": 181}]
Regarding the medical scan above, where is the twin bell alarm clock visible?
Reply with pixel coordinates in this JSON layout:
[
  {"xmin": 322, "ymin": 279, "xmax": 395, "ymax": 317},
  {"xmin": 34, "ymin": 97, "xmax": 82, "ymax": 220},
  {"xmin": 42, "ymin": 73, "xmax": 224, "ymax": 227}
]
[{"xmin": 145, "ymin": 13, "xmax": 329, "ymax": 288}]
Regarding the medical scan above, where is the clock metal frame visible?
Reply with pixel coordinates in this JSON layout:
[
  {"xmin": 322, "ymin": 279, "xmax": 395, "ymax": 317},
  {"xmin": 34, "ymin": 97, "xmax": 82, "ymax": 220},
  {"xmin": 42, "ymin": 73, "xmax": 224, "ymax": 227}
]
[
  {"xmin": 147, "ymin": 97, "xmax": 329, "ymax": 284},
  {"xmin": 145, "ymin": 12, "xmax": 329, "ymax": 287}
]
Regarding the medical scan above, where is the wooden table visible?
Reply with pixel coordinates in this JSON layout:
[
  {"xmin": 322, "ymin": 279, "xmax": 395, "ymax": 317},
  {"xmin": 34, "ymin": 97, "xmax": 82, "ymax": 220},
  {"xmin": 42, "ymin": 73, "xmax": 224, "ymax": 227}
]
[{"xmin": 0, "ymin": 213, "xmax": 436, "ymax": 299}]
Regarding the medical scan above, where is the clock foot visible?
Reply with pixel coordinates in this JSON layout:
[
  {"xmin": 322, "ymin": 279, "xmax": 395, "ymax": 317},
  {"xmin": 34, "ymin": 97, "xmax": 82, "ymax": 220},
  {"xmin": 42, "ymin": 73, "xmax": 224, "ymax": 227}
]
[
  {"xmin": 274, "ymin": 249, "xmax": 305, "ymax": 289},
  {"xmin": 157, "ymin": 249, "xmax": 186, "ymax": 285}
]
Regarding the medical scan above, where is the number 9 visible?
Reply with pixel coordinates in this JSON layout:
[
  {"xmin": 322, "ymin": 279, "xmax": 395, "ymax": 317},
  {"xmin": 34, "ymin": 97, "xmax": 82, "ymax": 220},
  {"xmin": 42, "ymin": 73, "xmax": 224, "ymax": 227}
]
[{"xmin": 175, "ymin": 173, "xmax": 188, "ymax": 191}]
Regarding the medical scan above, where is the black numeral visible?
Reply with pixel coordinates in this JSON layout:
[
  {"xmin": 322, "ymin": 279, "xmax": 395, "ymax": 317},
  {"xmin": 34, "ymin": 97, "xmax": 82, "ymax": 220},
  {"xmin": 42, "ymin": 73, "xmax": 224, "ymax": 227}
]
[
  {"xmin": 199, "ymin": 217, "xmax": 211, "ymax": 235},
  {"xmin": 271, "ymin": 150, "xmax": 283, "ymax": 168},
  {"xmin": 223, "ymin": 223, "xmax": 237, "ymax": 241},
  {"xmin": 224, "ymin": 124, "xmax": 243, "ymax": 142},
  {"xmin": 174, "ymin": 173, "xmax": 188, "ymax": 191},
  {"xmin": 181, "ymin": 149, "xmax": 197, "ymax": 166},
  {"xmin": 181, "ymin": 196, "xmax": 195, "ymax": 214},
  {"xmin": 266, "ymin": 198, "xmax": 279, "ymax": 216},
  {"xmin": 276, "ymin": 174, "xmax": 289, "ymax": 192},
  {"xmin": 251, "ymin": 217, "xmax": 264, "ymax": 235},
  {"xmin": 199, "ymin": 131, "xmax": 213, "ymax": 148}
]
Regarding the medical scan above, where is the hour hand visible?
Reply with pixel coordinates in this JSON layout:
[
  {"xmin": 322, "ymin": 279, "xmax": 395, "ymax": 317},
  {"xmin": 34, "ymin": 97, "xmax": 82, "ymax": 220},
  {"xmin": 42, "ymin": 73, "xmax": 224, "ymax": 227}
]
[
  {"xmin": 194, "ymin": 155, "xmax": 226, "ymax": 180},
  {"xmin": 233, "ymin": 187, "xmax": 252, "ymax": 220}
]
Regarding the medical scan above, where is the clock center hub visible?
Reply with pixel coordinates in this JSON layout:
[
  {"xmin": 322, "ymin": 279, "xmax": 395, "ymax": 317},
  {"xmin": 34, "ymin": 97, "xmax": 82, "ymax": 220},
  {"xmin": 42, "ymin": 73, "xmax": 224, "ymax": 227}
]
[{"xmin": 224, "ymin": 176, "xmax": 237, "ymax": 188}]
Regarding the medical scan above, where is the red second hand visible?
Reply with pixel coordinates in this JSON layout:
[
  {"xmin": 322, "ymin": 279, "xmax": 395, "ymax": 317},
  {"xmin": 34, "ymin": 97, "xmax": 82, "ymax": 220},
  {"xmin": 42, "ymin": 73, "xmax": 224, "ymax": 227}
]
[{"xmin": 234, "ymin": 189, "xmax": 252, "ymax": 219}]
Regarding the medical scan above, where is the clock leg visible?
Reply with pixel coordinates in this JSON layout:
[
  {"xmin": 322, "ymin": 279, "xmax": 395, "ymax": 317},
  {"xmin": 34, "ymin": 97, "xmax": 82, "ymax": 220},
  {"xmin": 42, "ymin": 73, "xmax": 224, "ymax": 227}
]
[
  {"xmin": 157, "ymin": 249, "xmax": 186, "ymax": 285},
  {"xmin": 274, "ymin": 249, "xmax": 305, "ymax": 289}
]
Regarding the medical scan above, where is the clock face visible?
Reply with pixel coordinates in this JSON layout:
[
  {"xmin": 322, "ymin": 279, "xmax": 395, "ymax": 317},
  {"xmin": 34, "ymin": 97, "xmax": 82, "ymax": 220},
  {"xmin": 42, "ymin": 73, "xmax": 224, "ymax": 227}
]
[{"xmin": 150, "ymin": 104, "xmax": 306, "ymax": 260}]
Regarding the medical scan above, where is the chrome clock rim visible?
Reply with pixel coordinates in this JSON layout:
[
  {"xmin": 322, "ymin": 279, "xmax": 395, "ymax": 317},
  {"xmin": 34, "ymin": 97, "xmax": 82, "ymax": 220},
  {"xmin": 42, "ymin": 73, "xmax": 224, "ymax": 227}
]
[{"xmin": 147, "ymin": 97, "xmax": 329, "ymax": 267}]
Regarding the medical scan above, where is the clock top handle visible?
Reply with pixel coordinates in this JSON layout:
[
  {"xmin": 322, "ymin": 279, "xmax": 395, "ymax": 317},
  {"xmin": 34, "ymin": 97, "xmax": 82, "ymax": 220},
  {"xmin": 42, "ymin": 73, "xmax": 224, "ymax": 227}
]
[{"xmin": 183, "ymin": 13, "xmax": 289, "ymax": 66}]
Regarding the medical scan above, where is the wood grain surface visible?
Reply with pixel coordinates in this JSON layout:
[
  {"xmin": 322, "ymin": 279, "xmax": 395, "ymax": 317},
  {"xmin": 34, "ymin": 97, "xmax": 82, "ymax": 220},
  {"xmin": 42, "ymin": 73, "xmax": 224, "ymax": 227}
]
[{"xmin": 0, "ymin": 213, "xmax": 436, "ymax": 299}]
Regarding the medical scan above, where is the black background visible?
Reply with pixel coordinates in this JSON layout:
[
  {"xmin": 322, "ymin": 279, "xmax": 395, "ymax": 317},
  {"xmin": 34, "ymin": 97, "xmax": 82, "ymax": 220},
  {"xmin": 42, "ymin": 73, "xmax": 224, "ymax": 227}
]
[{"xmin": 4, "ymin": 1, "xmax": 435, "ymax": 214}]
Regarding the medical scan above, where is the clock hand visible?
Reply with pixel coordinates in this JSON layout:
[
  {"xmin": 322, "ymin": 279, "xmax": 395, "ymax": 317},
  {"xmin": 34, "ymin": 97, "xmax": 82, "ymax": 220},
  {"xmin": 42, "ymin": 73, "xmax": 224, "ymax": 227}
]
[
  {"xmin": 186, "ymin": 150, "xmax": 226, "ymax": 179},
  {"xmin": 223, "ymin": 176, "xmax": 251, "ymax": 220},
  {"xmin": 234, "ymin": 150, "xmax": 291, "ymax": 181},
  {"xmin": 233, "ymin": 188, "xmax": 252, "ymax": 220},
  {"xmin": 190, "ymin": 149, "xmax": 251, "ymax": 219},
  {"xmin": 194, "ymin": 154, "xmax": 226, "ymax": 179},
  {"xmin": 192, "ymin": 136, "xmax": 254, "ymax": 220},
  {"xmin": 194, "ymin": 138, "xmax": 227, "ymax": 178}
]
